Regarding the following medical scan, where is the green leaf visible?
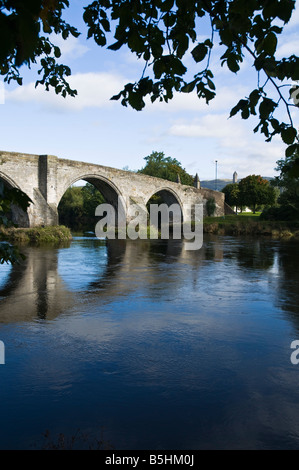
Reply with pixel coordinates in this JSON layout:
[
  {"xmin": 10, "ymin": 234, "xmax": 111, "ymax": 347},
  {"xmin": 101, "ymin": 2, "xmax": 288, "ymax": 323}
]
[
  {"xmin": 181, "ymin": 79, "xmax": 197, "ymax": 93},
  {"xmin": 270, "ymin": 118, "xmax": 280, "ymax": 130},
  {"xmin": 171, "ymin": 57, "xmax": 187, "ymax": 76},
  {"xmin": 227, "ymin": 54, "xmax": 240, "ymax": 73},
  {"xmin": 263, "ymin": 32, "xmax": 278, "ymax": 56},
  {"xmin": 229, "ymin": 99, "xmax": 248, "ymax": 117},
  {"xmin": 241, "ymin": 106, "xmax": 250, "ymax": 119},
  {"xmin": 259, "ymin": 98, "xmax": 277, "ymax": 119},
  {"xmin": 285, "ymin": 143, "xmax": 298, "ymax": 157},
  {"xmin": 277, "ymin": 0, "xmax": 295, "ymax": 23},
  {"xmin": 281, "ymin": 126, "xmax": 297, "ymax": 144},
  {"xmin": 108, "ymin": 40, "xmax": 123, "ymax": 51},
  {"xmin": 128, "ymin": 90, "xmax": 145, "ymax": 111},
  {"xmin": 54, "ymin": 46, "xmax": 61, "ymax": 59},
  {"xmin": 191, "ymin": 43, "xmax": 208, "ymax": 63},
  {"xmin": 287, "ymin": 157, "xmax": 299, "ymax": 178},
  {"xmin": 62, "ymin": 30, "xmax": 69, "ymax": 40},
  {"xmin": 153, "ymin": 58, "xmax": 166, "ymax": 79},
  {"xmin": 207, "ymin": 78, "xmax": 215, "ymax": 90},
  {"xmin": 248, "ymin": 89, "xmax": 260, "ymax": 112}
]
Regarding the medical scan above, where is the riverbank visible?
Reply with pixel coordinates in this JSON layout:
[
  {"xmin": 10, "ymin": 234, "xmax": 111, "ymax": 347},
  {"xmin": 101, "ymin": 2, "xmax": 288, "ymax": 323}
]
[
  {"xmin": 0, "ymin": 225, "xmax": 72, "ymax": 244},
  {"xmin": 1, "ymin": 217, "xmax": 298, "ymax": 244},
  {"xmin": 203, "ymin": 215, "xmax": 299, "ymax": 239}
]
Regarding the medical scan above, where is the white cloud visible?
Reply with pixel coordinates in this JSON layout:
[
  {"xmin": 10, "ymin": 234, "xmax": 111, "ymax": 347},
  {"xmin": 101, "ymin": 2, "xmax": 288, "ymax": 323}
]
[
  {"xmin": 169, "ymin": 113, "xmax": 246, "ymax": 141},
  {"xmin": 146, "ymin": 84, "xmax": 249, "ymax": 114},
  {"xmin": 216, "ymin": 143, "xmax": 283, "ymax": 179},
  {"xmin": 51, "ymin": 34, "xmax": 90, "ymax": 60},
  {"xmin": 168, "ymin": 113, "xmax": 284, "ymax": 178},
  {"xmin": 276, "ymin": 33, "xmax": 299, "ymax": 58},
  {"xmin": 6, "ymin": 72, "xmax": 129, "ymax": 111}
]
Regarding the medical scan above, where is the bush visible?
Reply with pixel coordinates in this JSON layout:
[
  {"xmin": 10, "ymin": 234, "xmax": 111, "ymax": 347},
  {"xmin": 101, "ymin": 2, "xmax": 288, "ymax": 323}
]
[
  {"xmin": 260, "ymin": 205, "xmax": 299, "ymax": 221},
  {"xmin": 206, "ymin": 197, "xmax": 216, "ymax": 216}
]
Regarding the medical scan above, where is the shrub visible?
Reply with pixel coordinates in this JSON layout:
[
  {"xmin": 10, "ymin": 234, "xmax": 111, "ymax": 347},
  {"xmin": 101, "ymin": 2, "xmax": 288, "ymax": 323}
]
[
  {"xmin": 206, "ymin": 197, "xmax": 216, "ymax": 216},
  {"xmin": 261, "ymin": 205, "xmax": 299, "ymax": 221}
]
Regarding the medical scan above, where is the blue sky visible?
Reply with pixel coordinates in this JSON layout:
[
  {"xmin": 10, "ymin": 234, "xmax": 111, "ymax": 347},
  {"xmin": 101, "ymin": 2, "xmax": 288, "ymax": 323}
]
[{"xmin": 1, "ymin": 1, "xmax": 298, "ymax": 181}]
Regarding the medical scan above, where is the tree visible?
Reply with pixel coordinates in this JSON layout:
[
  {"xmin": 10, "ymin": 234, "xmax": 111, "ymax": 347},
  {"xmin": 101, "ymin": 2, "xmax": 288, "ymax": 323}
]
[
  {"xmin": 206, "ymin": 197, "xmax": 216, "ymax": 216},
  {"xmin": 261, "ymin": 154, "xmax": 299, "ymax": 218},
  {"xmin": 58, "ymin": 186, "xmax": 85, "ymax": 227},
  {"xmin": 238, "ymin": 174, "xmax": 276, "ymax": 213},
  {"xmin": 0, "ymin": 0, "xmax": 79, "ymax": 97},
  {"xmin": 82, "ymin": 182, "xmax": 105, "ymax": 217},
  {"xmin": 58, "ymin": 183, "xmax": 105, "ymax": 229},
  {"xmin": 138, "ymin": 151, "xmax": 194, "ymax": 185},
  {"xmin": 0, "ymin": 180, "xmax": 32, "ymax": 263},
  {"xmin": 272, "ymin": 155, "xmax": 299, "ymax": 217},
  {"xmin": 222, "ymin": 183, "xmax": 240, "ymax": 211},
  {"xmin": 0, "ymin": 1, "xmax": 298, "ymax": 171}
]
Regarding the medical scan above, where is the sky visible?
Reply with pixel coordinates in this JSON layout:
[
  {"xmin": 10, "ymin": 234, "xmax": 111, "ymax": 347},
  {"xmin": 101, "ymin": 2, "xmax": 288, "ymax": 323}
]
[{"xmin": 1, "ymin": 0, "xmax": 298, "ymax": 182}]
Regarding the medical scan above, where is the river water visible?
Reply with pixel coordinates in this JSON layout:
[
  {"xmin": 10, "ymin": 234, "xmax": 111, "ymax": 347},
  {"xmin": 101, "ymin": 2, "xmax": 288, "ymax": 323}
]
[{"xmin": 0, "ymin": 235, "xmax": 299, "ymax": 450}]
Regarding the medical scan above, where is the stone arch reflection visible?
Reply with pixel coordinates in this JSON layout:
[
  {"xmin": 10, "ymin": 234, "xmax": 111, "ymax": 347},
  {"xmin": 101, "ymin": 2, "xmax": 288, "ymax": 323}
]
[
  {"xmin": 0, "ymin": 237, "xmax": 214, "ymax": 324},
  {"xmin": 0, "ymin": 239, "xmax": 127, "ymax": 323}
]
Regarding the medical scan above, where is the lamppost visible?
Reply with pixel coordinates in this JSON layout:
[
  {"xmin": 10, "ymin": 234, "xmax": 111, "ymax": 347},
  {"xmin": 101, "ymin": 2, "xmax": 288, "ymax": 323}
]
[{"xmin": 215, "ymin": 160, "xmax": 218, "ymax": 191}]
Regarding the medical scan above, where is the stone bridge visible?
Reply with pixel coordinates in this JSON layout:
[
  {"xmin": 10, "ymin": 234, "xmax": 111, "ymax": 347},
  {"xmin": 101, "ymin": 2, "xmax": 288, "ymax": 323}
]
[{"xmin": 0, "ymin": 150, "xmax": 224, "ymax": 227}]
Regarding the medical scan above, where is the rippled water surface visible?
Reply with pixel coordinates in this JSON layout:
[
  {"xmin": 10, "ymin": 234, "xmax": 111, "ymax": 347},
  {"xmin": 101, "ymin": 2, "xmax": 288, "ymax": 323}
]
[{"xmin": 0, "ymin": 235, "xmax": 299, "ymax": 449}]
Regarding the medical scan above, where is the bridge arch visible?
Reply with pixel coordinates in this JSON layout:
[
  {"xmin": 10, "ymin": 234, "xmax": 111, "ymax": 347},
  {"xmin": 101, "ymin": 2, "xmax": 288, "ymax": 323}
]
[
  {"xmin": 57, "ymin": 173, "xmax": 127, "ymax": 224},
  {"xmin": 0, "ymin": 170, "xmax": 30, "ymax": 227},
  {"xmin": 0, "ymin": 171, "xmax": 20, "ymax": 190},
  {"xmin": 146, "ymin": 186, "xmax": 184, "ymax": 222}
]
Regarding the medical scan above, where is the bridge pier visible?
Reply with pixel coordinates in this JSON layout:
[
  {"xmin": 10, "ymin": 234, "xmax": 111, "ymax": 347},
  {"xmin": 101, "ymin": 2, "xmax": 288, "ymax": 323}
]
[{"xmin": 28, "ymin": 154, "xmax": 59, "ymax": 226}]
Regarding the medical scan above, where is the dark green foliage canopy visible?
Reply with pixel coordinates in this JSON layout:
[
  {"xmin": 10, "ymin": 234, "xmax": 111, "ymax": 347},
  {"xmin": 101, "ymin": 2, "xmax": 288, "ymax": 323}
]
[
  {"xmin": 222, "ymin": 175, "xmax": 276, "ymax": 213},
  {"xmin": 0, "ymin": 0, "xmax": 79, "ymax": 96},
  {"xmin": 138, "ymin": 151, "xmax": 194, "ymax": 185},
  {"xmin": 269, "ymin": 156, "xmax": 299, "ymax": 218},
  {"xmin": 0, "ymin": 0, "xmax": 298, "ymax": 173},
  {"xmin": 1, "ymin": 0, "xmax": 299, "ymax": 260},
  {"xmin": 222, "ymin": 183, "xmax": 240, "ymax": 208},
  {"xmin": 238, "ymin": 174, "xmax": 276, "ymax": 212}
]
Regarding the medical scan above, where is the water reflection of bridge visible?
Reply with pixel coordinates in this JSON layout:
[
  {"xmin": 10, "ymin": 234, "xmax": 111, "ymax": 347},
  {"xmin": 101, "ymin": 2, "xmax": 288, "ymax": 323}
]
[
  {"xmin": 1, "ymin": 237, "xmax": 298, "ymax": 332},
  {"xmin": 0, "ymin": 239, "xmax": 211, "ymax": 323}
]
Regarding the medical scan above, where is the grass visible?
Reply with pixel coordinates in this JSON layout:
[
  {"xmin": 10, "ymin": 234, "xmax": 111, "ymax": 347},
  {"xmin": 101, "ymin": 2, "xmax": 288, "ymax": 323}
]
[
  {"xmin": 238, "ymin": 211, "xmax": 261, "ymax": 217},
  {"xmin": 203, "ymin": 213, "xmax": 299, "ymax": 239},
  {"xmin": 0, "ymin": 225, "xmax": 72, "ymax": 245},
  {"xmin": 1, "ymin": 214, "xmax": 298, "ymax": 245}
]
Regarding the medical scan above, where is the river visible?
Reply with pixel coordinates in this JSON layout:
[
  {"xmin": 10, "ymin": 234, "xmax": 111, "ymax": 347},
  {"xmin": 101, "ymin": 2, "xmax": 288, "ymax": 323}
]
[{"xmin": 0, "ymin": 235, "xmax": 298, "ymax": 449}]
